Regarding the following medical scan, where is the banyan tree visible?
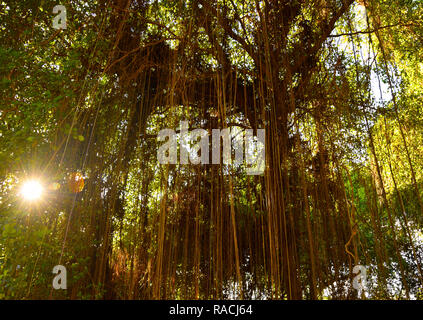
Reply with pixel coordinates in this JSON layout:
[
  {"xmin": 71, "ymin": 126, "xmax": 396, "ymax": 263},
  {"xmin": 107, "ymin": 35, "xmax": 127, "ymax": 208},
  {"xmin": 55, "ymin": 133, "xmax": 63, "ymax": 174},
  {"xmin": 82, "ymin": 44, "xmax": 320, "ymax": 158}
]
[{"xmin": 0, "ymin": 0, "xmax": 422, "ymax": 300}]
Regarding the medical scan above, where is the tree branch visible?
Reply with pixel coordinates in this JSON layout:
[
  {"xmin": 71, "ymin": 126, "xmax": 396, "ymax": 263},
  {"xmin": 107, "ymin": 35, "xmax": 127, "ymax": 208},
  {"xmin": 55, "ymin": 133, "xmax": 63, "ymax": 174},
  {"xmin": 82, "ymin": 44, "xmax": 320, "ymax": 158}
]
[{"xmin": 328, "ymin": 22, "xmax": 415, "ymax": 37}]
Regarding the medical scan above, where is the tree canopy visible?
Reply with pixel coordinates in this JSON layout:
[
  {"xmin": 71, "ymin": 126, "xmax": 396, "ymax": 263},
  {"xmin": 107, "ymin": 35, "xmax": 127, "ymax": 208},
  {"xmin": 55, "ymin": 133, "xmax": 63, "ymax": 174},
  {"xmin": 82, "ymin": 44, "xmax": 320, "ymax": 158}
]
[{"xmin": 1, "ymin": 0, "xmax": 423, "ymax": 299}]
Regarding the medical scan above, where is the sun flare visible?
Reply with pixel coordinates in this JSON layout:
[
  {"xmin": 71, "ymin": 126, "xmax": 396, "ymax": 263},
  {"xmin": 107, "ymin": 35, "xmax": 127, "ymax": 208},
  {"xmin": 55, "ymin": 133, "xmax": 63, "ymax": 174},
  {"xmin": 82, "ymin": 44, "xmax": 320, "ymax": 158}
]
[{"xmin": 20, "ymin": 180, "xmax": 43, "ymax": 201}]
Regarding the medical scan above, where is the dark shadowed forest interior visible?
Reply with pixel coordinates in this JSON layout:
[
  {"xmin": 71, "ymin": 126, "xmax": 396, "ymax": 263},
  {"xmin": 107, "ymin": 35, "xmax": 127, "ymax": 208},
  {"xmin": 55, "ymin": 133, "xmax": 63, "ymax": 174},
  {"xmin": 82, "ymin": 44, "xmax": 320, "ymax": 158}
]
[{"xmin": 1, "ymin": 0, "xmax": 423, "ymax": 300}]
